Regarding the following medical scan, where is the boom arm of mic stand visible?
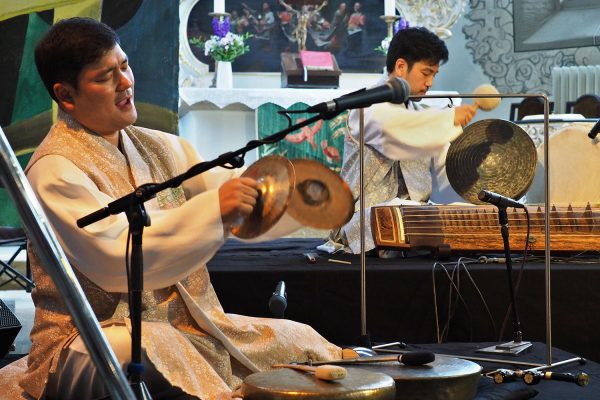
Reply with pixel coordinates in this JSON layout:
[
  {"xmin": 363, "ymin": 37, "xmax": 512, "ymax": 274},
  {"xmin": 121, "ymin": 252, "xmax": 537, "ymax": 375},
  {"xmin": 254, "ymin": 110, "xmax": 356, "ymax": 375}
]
[{"xmin": 78, "ymin": 110, "xmax": 339, "ymax": 228}]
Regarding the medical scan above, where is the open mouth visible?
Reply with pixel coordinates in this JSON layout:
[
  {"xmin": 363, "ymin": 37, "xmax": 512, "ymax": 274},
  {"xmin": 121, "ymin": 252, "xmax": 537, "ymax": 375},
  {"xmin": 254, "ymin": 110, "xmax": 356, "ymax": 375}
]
[{"xmin": 116, "ymin": 96, "xmax": 132, "ymax": 107}]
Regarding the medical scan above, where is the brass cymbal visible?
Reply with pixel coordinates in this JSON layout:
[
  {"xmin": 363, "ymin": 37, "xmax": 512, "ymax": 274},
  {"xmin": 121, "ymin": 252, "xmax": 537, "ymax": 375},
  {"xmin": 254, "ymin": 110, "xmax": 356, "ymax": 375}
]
[
  {"xmin": 287, "ymin": 158, "xmax": 354, "ymax": 229},
  {"xmin": 446, "ymin": 119, "xmax": 537, "ymax": 205},
  {"xmin": 231, "ymin": 155, "xmax": 295, "ymax": 239}
]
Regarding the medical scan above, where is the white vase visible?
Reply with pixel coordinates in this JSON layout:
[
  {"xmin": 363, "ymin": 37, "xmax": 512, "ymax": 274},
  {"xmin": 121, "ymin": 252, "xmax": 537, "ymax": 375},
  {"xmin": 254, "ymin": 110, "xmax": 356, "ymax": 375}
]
[{"xmin": 215, "ymin": 60, "xmax": 233, "ymax": 89}]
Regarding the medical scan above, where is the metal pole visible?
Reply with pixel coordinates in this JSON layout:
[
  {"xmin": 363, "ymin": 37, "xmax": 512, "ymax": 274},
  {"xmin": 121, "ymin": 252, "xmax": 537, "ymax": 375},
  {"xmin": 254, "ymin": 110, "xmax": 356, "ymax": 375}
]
[
  {"xmin": 0, "ymin": 127, "xmax": 135, "ymax": 400},
  {"xmin": 359, "ymin": 108, "xmax": 367, "ymax": 337},
  {"xmin": 542, "ymin": 95, "xmax": 552, "ymax": 366}
]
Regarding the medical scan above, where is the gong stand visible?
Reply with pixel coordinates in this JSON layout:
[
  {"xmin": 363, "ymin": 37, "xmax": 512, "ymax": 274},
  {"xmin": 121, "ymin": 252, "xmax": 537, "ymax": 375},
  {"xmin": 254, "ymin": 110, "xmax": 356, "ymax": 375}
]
[
  {"xmin": 400, "ymin": 92, "xmax": 583, "ymax": 371},
  {"xmin": 77, "ymin": 110, "xmax": 343, "ymax": 399}
]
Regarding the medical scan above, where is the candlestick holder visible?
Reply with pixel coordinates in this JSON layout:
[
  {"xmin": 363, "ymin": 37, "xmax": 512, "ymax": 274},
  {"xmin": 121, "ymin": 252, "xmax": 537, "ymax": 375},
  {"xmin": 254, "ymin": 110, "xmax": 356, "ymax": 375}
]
[
  {"xmin": 209, "ymin": 12, "xmax": 231, "ymax": 18},
  {"xmin": 380, "ymin": 15, "xmax": 400, "ymax": 38}
]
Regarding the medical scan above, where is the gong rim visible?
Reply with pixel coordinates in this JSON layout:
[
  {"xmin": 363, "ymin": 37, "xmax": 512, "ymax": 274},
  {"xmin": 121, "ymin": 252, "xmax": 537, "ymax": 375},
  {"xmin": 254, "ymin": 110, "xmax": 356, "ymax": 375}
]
[{"xmin": 241, "ymin": 368, "xmax": 396, "ymax": 400}]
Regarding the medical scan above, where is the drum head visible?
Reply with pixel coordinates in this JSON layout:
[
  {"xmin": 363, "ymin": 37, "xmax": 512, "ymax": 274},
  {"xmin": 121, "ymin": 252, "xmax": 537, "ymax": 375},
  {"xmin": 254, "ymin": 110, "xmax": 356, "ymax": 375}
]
[
  {"xmin": 241, "ymin": 368, "xmax": 396, "ymax": 400},
  {"xmin": 349, "ymin": 356, "xmax": 481, "ymax": 400},
  {"xmin": 526, "ymin": 124, "xmax": 600, "ymax": 204}
]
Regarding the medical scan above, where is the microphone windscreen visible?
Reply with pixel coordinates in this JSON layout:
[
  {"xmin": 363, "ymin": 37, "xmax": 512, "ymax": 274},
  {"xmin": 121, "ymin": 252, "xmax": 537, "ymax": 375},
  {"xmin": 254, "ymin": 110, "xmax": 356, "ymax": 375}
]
[
  {"xmin": 388, "ymin": 78, "xmax": 411, "ymax": 104},
  {"xmin": 399, "ymin": 351, "xmax": 435, "ymax": 366},
  {"xmin": 268, "ymin": 295, "xmax": 286, "ymax": 318}
]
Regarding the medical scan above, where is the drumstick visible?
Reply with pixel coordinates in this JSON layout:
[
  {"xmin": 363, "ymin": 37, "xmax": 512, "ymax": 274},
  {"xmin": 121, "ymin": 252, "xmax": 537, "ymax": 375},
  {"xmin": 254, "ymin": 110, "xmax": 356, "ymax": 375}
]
[
  {"xmin": 271, "ymin": 364, "xmax": 347, "ymax": 381},
  {"xmin": 309, "ymin": 350, "xmax": 435, "ymax": 367},
  {"xmin": 473, "ymin": 84, "xmax": 501, "ymax": 111}
]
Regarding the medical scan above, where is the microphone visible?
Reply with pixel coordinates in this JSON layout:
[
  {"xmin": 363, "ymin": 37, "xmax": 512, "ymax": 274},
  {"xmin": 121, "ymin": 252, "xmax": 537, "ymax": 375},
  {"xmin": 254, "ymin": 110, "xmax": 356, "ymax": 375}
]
[
  {"xmin": 305, "ymin": 78, "xmax": 410, "ymax": 114},
  {"xmin": 478, "ymin": 189, "xmax": 525, "ymax": 209},
  {"xmin": 588, "ymin": 119, "xmax": 600, "ymax": 139},
  {"xmin": 268, "ymin": 281, "xmax": 287, "ymax": 318},
  {"xmin": 523, "ymin": 370, "xmax": 589, "ymax": 387}
]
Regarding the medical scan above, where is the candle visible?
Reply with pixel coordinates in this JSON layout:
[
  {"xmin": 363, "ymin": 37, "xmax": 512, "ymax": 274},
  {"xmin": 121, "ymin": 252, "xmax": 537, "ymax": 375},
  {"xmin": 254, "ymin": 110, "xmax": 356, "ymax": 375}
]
[
  {"xmin": 214, "ymin": 0, "xmax": 225, "ymax": 13},
  {"xmin": 384, "ymin": 0, "xmax": 395, "ymax": 16}
]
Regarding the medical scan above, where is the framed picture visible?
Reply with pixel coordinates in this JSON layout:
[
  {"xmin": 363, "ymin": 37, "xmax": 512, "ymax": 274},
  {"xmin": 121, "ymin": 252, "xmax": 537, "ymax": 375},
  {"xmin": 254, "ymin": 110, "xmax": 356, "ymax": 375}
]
[{"xmin": 185, "ymin": 0, "xmax": 387, "ymax": 73}]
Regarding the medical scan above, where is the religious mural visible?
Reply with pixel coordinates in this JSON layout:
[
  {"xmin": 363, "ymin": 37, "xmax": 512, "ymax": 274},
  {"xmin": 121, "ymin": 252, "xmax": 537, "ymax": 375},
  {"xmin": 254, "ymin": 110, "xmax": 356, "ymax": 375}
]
[{"xmin": 187, "ymin": 0, "xmax": 388, "ymax": 73}]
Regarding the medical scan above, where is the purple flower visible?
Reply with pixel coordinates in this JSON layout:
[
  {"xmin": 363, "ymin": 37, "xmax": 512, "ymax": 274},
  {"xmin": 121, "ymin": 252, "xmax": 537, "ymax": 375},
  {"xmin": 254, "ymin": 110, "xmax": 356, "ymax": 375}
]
[
  {"xmin": 394, "ymin": 17, "xmax": 409, "ymax": 34},
  {"xmin": 212, "ymin": 16, "xmax": 230, "ymax": 38}
]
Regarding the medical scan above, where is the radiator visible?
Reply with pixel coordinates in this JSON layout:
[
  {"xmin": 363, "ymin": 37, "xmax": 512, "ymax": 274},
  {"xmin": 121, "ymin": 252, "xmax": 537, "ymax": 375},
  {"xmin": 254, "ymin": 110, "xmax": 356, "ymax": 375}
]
[{"xmin": 552, "ymin": 65, "xmax": 600, "ymax": 113}]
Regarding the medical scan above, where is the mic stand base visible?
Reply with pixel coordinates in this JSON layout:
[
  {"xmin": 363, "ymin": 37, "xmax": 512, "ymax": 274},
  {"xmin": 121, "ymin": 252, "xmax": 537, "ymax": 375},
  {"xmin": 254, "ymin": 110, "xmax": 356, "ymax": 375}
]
[{"xmin": 477, "ymin": 340, "xmax": 532, "ymax": 357}]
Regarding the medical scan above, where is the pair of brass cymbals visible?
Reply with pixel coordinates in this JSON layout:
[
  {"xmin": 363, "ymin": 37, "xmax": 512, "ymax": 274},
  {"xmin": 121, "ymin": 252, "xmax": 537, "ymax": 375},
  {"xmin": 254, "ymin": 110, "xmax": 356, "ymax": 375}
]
[{"xmin": 231, "ymin": 156, "xmax": 354, "ymax": 239}]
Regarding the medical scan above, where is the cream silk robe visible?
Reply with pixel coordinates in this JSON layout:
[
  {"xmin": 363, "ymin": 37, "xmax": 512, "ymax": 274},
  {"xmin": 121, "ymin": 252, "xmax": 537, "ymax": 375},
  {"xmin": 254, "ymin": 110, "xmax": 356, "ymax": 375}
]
[
  {"xmin": 21, "ymin": 111, "xmax": 340, "ymax": 399},
  {"xmin": 333, "ymin": 100, "xmax": 465, "ymax": 253}
]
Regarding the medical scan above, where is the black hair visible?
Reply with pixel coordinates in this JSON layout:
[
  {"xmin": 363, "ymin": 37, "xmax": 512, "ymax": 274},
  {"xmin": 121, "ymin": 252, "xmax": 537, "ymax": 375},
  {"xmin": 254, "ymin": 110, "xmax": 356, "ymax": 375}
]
[
  {"xmin": 34, "ymin": 17, "xmax": 120, "ymax": 102},
  {"xmin": 386, "ymin": 27, "xmax": 449, "ymax": 73}
]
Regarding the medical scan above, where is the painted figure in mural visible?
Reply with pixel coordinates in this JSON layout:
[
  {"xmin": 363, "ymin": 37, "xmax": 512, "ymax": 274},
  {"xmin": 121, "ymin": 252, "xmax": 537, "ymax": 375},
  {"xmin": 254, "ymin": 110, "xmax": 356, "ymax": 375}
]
[
  {"xmin": 347, "ymin": 1, "xmax": 365, "ymax": 34},
  {"xmin": 346, "ymin": 1, "xmax": 367, "ymax": 55},
  {"xmin": 317, "ymin": 2, "xmax": 348, "ymax": 53},
  {"xmin": 279, "ymin": 0, "xmax": 328, "ymax": 51},
  {"xmin": 22, "ymin": 17, "xmax": 341, "ymax": 400},
  {"xmin": 327, "ymin": 27, "xmax": 478, "ymax": 255},
  {"xmin": 242, "ymin": 1, "xmax": 275, "ymax": 41}
]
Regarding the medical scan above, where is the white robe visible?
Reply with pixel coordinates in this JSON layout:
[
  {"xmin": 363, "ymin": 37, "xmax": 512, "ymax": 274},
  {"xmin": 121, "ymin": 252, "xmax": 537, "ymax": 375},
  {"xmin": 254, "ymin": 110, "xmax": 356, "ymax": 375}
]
[{"xmin": 21, "ymin": 114, "xmax": 340, "ymax": 400}]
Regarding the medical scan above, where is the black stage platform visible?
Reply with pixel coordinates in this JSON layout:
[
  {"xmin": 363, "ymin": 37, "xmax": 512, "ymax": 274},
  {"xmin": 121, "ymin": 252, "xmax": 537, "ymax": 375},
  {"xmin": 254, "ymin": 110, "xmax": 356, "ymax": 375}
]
[
  {"xmin": 207, "ymin": 238, "xmax": 600, "ymax": 364},
  {"xmin": 408, "ymin": 342, "xmax": 599, "ymax": 400}
]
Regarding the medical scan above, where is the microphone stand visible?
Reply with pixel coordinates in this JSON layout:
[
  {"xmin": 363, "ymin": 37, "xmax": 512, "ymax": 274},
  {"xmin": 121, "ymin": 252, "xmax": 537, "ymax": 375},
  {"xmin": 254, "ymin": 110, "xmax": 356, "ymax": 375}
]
[
  {"xmin": 77, "ymin": 109, "xmax": 342, "ymax": 399},
  {"xmin": 477, "ymin": 206, "xmax": 532, "ymax": 356},
  {"xmin": 126, "ymin": 202, "xmax": 151, "ymax": 399}
]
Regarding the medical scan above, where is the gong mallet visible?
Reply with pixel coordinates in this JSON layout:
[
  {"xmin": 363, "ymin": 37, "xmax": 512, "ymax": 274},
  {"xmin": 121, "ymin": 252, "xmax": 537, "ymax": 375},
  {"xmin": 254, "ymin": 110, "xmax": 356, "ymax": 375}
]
[
  {"xmin": 472, "ymin": 84, "xmax": 501, "ymax": 111},
  {"xmin": 308, "ymin": 350, "xmax": 435, "ymax": 367},
  {"xmin": 271, "ymin": 364, "xmax": 347, "ymax": 381}
]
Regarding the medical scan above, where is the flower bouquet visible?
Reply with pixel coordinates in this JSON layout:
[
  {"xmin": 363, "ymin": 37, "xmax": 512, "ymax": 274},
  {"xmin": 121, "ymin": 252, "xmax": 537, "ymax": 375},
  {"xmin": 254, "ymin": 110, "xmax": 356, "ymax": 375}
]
[
  {"xmin": 189, "ymin": 16, "xmax": 252, "ymax": 88},
  {"xmin": 190, "ymin": 16, "xmax": 252, "ymax": 63}
]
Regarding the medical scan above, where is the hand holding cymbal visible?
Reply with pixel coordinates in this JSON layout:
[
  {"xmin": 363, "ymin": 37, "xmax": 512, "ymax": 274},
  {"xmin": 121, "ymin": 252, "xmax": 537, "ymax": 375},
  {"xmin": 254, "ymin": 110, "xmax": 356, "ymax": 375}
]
[{"xmin": 473, "ymin": 83, "xmax": 501, "ymax": 111}]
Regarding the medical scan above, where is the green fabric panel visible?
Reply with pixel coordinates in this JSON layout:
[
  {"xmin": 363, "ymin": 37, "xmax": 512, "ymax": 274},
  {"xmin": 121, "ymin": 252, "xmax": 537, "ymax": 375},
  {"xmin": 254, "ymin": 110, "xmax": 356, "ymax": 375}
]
[
  {"xmin": 257, "ymin": 102, "xmax": 348, "ymax": 173},
  {"xmin": 0, "ymin": 151, "xmax": 34, "ymax": 228},
  {"xmin": 11, "ymin": 12, "xmax": 51, "ymax": 124}
]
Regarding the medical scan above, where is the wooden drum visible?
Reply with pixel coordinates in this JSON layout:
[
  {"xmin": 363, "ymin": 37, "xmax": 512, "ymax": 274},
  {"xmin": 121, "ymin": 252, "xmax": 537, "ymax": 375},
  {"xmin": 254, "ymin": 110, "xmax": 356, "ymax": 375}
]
[
  {"xmin": 348, "ymin": 356, "xmax": 482, "ymax": 400},
  {"xmin": 240, "ymin": 367, "xmax": 396, "ymax": 399}
]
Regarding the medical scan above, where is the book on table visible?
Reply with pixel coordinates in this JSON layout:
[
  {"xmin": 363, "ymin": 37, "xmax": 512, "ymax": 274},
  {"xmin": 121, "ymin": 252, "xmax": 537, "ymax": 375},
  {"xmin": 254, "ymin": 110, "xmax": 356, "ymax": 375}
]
[{"xmin": 300, "ymin": 50, "xmax": 335, "ymax": 71}]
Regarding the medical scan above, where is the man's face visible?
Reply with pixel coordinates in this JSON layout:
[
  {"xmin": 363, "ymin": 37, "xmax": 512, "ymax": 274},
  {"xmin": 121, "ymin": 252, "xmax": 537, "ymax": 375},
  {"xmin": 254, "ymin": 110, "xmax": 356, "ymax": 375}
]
[
  {"xmin": 56, "ymin": 44, "xmax": 137, "ymax": 137},
  {"xmin": 393, "ymin": 59, "xmax": 440, "ymax": 97}
]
